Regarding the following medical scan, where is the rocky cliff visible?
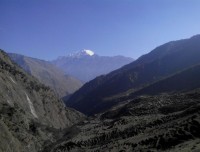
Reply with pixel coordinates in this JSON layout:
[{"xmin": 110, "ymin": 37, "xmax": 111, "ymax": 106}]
[{"xmin": 0, "ymin": 50, "xmax": 84, "ymax": 152}]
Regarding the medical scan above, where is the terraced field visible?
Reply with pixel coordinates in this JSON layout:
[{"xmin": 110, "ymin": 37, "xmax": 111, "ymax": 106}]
[{"xmin": 44, "ymin": 89, "xmax": 200, "ymax": 152}]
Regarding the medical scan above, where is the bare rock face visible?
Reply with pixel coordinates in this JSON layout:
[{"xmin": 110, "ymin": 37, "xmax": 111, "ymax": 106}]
[{"xmin": 0, "ymin": 50, "xmax": 85, "ymax": 152}]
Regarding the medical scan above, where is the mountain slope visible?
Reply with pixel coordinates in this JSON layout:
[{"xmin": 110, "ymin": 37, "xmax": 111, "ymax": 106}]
[
  {"xmin": 0, "ymin": 50, "xmax": 84, "ymax": 152},
  {"xmin": 67, "ymin": 35, "xmax": 200, "ymax": 115},
  {"xmin": 129, "ymin": 64, "xmax": 200, "ymax": 97},
  {"xmin": 46, "ymin": 89, "xmax": 200, "ymax": 152},
  {"xmin": 102, "ymin": 64, "xmax": 200, "ymax": 107},
  {"xmin": 52, "ymin": 50, "xmax": 134, "ymax": 82},
  {"xmin": 9, "ymin": 53, "xmax": 82, "ymax": 98}
]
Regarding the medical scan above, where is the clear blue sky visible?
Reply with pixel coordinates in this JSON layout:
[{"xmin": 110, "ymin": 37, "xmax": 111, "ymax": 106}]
[{"xmin": 1, "ymin": 0, "xmax": 200, "ymax": 60}]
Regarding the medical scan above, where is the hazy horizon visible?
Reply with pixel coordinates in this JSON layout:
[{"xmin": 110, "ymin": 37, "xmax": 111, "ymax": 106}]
[{"xmin": 1, "ymin": 0, "xmax": 200, "ymax": 60}]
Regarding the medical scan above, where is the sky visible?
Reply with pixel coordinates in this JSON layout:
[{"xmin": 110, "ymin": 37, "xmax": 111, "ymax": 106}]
[{"xmin": 0, "ymin": 0, "xmax": 200, "ymax": 60}]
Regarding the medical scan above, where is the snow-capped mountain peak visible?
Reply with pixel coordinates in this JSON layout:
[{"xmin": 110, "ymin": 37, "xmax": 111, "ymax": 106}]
[
  {"xmin": 65, "ymin": 49, "xmax": 95, "ymax": 58},
  {"xmin": 57, "ymin": 50, "xmax": 95, "ymax": 60},
  {"xmin": 83, "ymin": 49, "xmax": 94, "ymax": 56},
  {"xmin": 53, "ymin": 50, "xmax": 134, "ymax": 82}
]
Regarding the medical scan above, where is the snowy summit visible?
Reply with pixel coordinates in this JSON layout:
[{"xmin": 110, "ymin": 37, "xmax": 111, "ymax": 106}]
[
  {"xmin": 56, "ymin": 49, "xmax": 96, "ymax": 60},
  {"xmin": 83, "ymin": 49, "xmax": 95, "ymax": 56},
  {"xmin": 64, "ymin": 49, "xmax": 95, "ymax": 58}
]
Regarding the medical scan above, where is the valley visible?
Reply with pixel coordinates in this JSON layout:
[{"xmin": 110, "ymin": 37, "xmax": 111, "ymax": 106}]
[
  {"xmin": 1, "ymin": 35, "xmax": 200, "ymax": 152},
  {"xmin": 1, "ymin": 1, "xmax": 200, "ymax": 151}
]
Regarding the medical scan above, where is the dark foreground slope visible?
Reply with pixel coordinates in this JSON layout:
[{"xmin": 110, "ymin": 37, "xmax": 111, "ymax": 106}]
[
  {"xmin": 45, "ymin": 89, "xmax": 200, "ymax": 152},
  {"xmin": 9, "ymin": 53, "xmax": 83, "ymax": 98},
  {"xmin": 67, "ymin": 35, "xmax": 200, "ymax": 115},
  {"xmin": 0, "ymin": 50, "xmax": 84, "ymax": 152}
]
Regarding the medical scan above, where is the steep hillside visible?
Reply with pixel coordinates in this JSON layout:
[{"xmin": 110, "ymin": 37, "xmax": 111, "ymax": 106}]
[
  {"xmin": 130, "ymin": 64, "xmax": 200, "ymax": 97},
  {"xmin": 9, "ymin": 53, "xmax": 82, "ymax": 98},
  {"xmin": 0, "ymin": 50, "xmax": 84, "ymax": 152},
  {"xmin": 45, "ymin": 89, "xmax": 200, "ymax": 152},
  {"xmin": 52, "ymin": 49, "xmax": 134, "ymax": 82},
  {"xmin": 67, "ymin": 35, "xmax": 200, "ymax": 115},
  {"xmin": 101, "ymin": 64, "xmax": 200, "ymax": 109}
]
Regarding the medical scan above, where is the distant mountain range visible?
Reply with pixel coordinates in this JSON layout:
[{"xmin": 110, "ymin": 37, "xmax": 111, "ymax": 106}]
[
  {"xmin": 51, "ymin": 49, "xmax": 134, "ymax": 82},
  {"xmin": 8, "ymin": 53, "xmax": 83, "ymax": 98},
  {"xmin": 66, "ymin": 35, "xmax": 200, "ymax": 115}
]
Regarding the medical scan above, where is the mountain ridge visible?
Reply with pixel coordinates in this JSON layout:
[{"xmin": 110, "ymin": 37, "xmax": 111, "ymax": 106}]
[
  {"xmin": 8, "ymin": 53, "xmax": 83, "ymax": 98},
  {"xmin": 52, "ymin": 50, "xmax": 134, "ymax": 82},
  {"xmin": 67, "ymin": 35, "xmax": 200, "ymax": 115}
]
